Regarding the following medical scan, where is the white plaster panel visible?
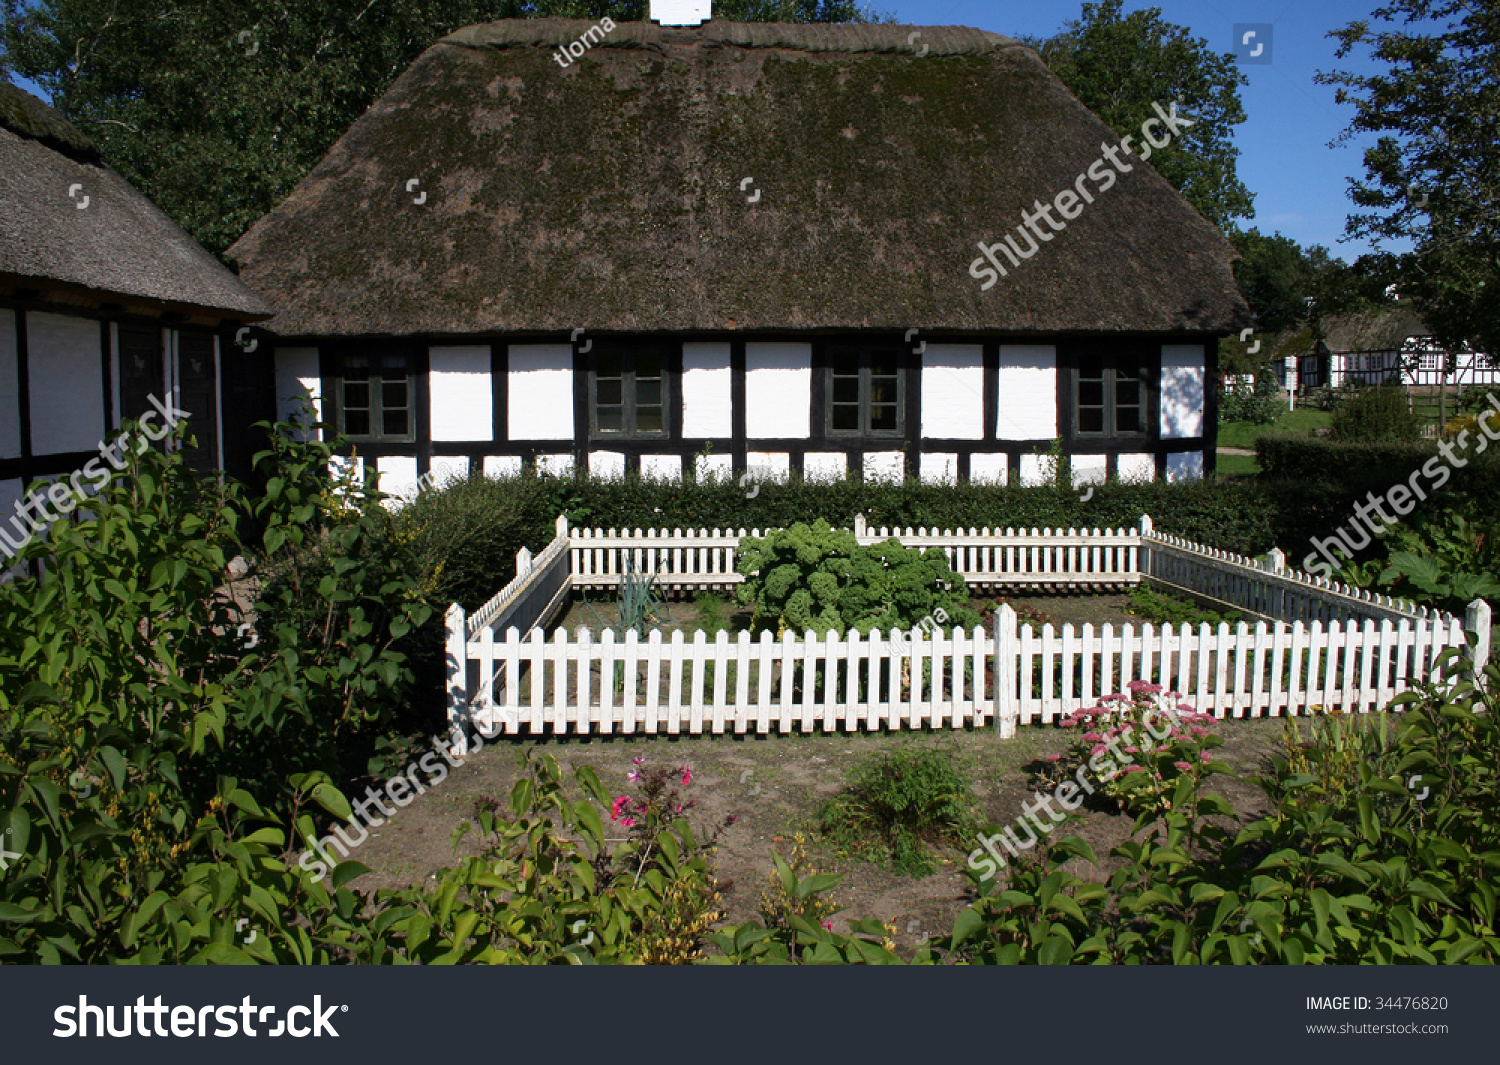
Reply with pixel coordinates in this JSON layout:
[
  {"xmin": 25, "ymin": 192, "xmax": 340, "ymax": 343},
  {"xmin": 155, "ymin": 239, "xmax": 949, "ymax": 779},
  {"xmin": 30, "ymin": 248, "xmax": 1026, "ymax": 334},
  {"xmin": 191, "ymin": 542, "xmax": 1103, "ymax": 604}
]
[
  {"xmin": 536, "ymin": 453, "xmax": 575, "ymax": 477},
  {"xmin": 920, "ymin": 452, "xmax": 958, "ymax": 485},
  {"xmin": 745, "ymin": 343, "xmax": 810, "ymax": 439},
  {"xmin": 682, "ymin": 342, "xmax": 732, "ymax": 439},
  {"xmin": 431, "ymin": 457, "xmax": 468, "ymax": 485},
  {"xmin": 997, "ymin": 345, "xmax": 1057, "ymax": 440},
  {"xmin": 589, "ymin": 450, "xmax": 626, "ymax": 479},
  {"xmin": 275, "ymin": 347, "xmax": 322, "ymax": 431},
  {"xmin": 1166, "ymin": 450, "xmax": 1204, "ymax": 483},
  {"xmin": 802, "ymin": 452, "xmax": 847, "ymax": 481},
  {"xmin": 376, "ymin": 454, "xmax": 418, "ymax": 498},
  {"xmin": 0, "ymin": 310, "xmax": 18, "ymax": 460},
  {"xmin": 1071, "ymin": 454, "xmax": 1107, "ymax": 486},
  {"xmin": 1161, "ymin": 344, "xmax": 1206, "ymax": 440},
  {"xmin": 508, "ymin": 345, "xmax": 574, "ymax": 441},
  {"xmin": 640, "ymin": 454, "xmax": 682, "ymax": 480},
  {"xmin": 484, "ymin": 455, "xmax": 523, "ymax": 478},
  {"xmin": 969, "ymin": 453, "xmax": 1008, "ymax": 485},
  {"xmin": 745, "ymin": 451, "xmax": 790, "ymax": 477},
  {"xmin": 695, "ymin": 452, "xmax": 733, "ymax": 481},
  {"xmin": 1018, "ymin": 453, "xmax": 1051, "ymax": 487},
  {"xmin": 921, "ymin": 345, "xmax": 984, "ymax": 440},
  {"xmin": 1117, "ymin": 452, "xmax": 1155, "ymax": 483},
  {"xmin": 863, "ymin": 451, "xmax": 904, "ymax": 483},
  {"xmin": 429, "ymin": 346, "xmax": 493, "ymax": 441},
  {"xmin": 26, "ymin": 312, "xmax": 103, "ymax": 455}
]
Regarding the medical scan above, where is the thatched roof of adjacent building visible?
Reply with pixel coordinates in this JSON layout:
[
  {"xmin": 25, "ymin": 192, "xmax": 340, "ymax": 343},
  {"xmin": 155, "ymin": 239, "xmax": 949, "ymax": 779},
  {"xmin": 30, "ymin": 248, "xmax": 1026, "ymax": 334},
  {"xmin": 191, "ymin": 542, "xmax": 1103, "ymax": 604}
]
[
  {"xmin": 0, "ymin": 81, "xmax": 271, "ymax": 319},
  {"xmin": 1319, "ymin": 302, "xmax": 1430, "ymax": 353},
  {"xmin": 229, "ymin": 19, "xmax": 1247, "ymax": 338}
]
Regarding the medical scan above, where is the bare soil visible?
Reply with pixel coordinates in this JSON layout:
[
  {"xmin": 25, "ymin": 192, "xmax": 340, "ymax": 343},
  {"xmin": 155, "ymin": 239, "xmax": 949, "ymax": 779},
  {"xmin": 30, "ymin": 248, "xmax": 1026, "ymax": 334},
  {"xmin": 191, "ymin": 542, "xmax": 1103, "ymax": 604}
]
[{"xmin": 349, "ymin": 715, "xmax": 1288, "ymax": 951}]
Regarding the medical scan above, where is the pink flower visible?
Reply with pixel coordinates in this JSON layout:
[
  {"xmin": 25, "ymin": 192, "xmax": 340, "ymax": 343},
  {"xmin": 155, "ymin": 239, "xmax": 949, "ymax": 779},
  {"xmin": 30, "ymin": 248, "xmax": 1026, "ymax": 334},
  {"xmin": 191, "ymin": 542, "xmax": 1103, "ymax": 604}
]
[
  {"xmin": 1174, "ymin": 761, "xmax": 1192, "ymax": 771},
  {"xmin": 1091, "ymin": 744, "xmax": 1107, "ymax": 756},
  {"xmin": 680, "ymin": 764, "xmax": 693, "ymax": 786},
  {"xmin": 627, "ymin": 769, "xmax": 641, "ymax": 783},
  {"xmin": 821, "ymin": 920, "xmax": 835, "ymax": 931},
  {"xmin": 632, "ymin": 756, "xmax": 645, "ymax": 765},
  {"xmin": 1122, "ymin": 765, "xmax": 1146, "ymax": 774},
  {"xmin": 1199, "ymin": 751, "xmax": 1212, "ymax": 764},
  {"xmin": 618, "ymin": 816, "xmax": 636, "ymax": 827},
  {"xmin": 1082, "ymin": 732, "xmax": 1102, "ymax": 742},
  {"xmin": 726, "ymin": 815, "xmax": 740, "ymax": 825},
  {"xmin": 1128, "ymin": 681, "xmax": 1162, "ymax": 694},
  {"xmin": 610, "ymin": 796, "xmax": 632, "ymax": 822},
  {"xmin": 1060, "ymin": 719, "xmax": 1077, "ymax": 729},
  {"xmin": 1044, "ymin": 753, "xmax": 1063, "ymax": 762},
  {"xmin": 1190, "ymin": 726, "xmax": 1208, "ymax": 738}
]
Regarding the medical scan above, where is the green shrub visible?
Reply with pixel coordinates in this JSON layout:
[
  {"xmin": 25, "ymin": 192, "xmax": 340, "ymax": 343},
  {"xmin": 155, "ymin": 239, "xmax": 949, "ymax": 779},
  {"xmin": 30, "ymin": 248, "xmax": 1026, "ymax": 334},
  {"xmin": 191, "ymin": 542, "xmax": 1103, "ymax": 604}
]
[
  {"xmin": 1220, "ymin": 372, "xmax": 1284, "ymax": 425},
  {"xmin": 1331, "ymin": 384, "xmax": 1422, "ymax": 442},
  {"xmin": 818, "ymin": 748, "xmax": 983, "ymax": 877},
  {"xmin": 1127, "ymin": 586, "xmax": 1241, "ymax": 629},
  {"xmin": 734, "ymin": 519, "xmax": 981, "ymax": 637}
]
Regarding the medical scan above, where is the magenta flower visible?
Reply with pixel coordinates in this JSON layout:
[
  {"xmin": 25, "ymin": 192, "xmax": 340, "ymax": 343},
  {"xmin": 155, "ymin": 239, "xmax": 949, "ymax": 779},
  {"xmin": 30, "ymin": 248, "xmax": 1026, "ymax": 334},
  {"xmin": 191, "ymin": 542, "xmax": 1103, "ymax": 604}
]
[
  {"xmin": 610, "ymin": 796, "xmax": 632, "ymax": 822},
  {"xmin": 821, "ymin": 920, "xmax": 835, "ymax": 931},
  {"xmin": 1091, "ymin": 744, "xmax": 1107, "ymax": 756},
  {"xmin": 632, "ymin": 756, "xmax": 645, "ymax": 765},
  {"xmin": 726, "ymin": 815, "xmax": 740, "ymax": 825},
  {"xmin": 1082, "ymin": 731, "xmax": 1102, "ymax": 742},
  {"xmin": 680, "ymin": 764, "xmax": 693, "ymax": 786},
  {"xmin": 627, "ymin": 768, "xmax": 641, "ymax": 783}
]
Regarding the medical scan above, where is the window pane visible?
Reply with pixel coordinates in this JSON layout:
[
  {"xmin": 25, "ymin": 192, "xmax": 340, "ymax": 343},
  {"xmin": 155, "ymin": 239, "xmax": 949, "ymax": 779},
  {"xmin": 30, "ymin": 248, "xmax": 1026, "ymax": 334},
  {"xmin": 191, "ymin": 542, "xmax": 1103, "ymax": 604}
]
[
  {"xmin": 597, "ymin": 379, "xmax": 622, "ymax": 406},
  {"xmin": 832, "ymin": 404, "xmax": 859, "ymax": 431},
  {"xmin": 596, "ymin": 352, "xmax": 622, "ymax": 378},
  {"xmin": 870, "ymin": 404, "xmax": 898, "ymax": 431},
  {"xmin": 344, "ymin": 382, "xmax": 369, "ymax": 409},
  {"xmin": 383, "ymin": 381, "xmax": 408, "ymax": 409},
  {"xmin": 1079, "ymin": 379, "xmax": 1104, "ymax": 407},
  {"xmin": 345, "ymin": 409, "xmax": 370, "ymax": 436},
  {"xmin": 636, "ymin": 378, "xmax": 661, "ymax": 406},
  {"xmin": 870, "ymin": 378, "xmax": 898, "ymax": 404},
  {"xmin": 1079, "ymin": 407, "xmax": 1104, "ymax": 434},
  {"xmin": 832, "ymin": 350, "xmax": 859, "ymax": 377},
  {"xmin": 1115, "ymin": 375, "xmax": 1140, "ymax": 408},
  {"xmin": 1116, "ymin": 405, "xmax": 1141, "ymax": 434},
  {"xmin": 597, "ymin": 406, "xmax": 623, "ymax": 432},
  {"xmin": 833, "ymin": 377, "xmax": 859, "ymax": 403},
  {"xmin": 383, "ymin": 409, "xmax": 409, "ymax": 436},
  {"xmin": 637, "ymin": 407, "xmax": 663, "ymax": 433},
  {"xmin": 1078, "ymin": 352, "xmax": 1104, "ymax": 381}
]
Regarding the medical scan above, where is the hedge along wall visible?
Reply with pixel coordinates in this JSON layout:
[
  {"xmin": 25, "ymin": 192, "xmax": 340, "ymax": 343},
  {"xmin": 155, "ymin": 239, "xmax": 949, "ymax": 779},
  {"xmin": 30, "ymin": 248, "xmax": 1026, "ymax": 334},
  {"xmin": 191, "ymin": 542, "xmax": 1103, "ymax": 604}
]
[{"xmin": 1255, "ymin": 434, "xmax": 1500, "ymax": 492}]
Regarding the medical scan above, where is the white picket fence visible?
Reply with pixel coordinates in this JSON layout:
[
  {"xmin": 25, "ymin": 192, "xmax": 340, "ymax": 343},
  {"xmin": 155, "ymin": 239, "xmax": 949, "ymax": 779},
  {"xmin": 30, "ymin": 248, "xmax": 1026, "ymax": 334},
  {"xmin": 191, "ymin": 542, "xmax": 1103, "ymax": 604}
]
[
  {"xmin": 446, "ymin": 515, "xmax": 1491, "ymax": 741},
  {"xmin": 570, "ymin": 515, "xmax": 1140, "ymax": 592}
]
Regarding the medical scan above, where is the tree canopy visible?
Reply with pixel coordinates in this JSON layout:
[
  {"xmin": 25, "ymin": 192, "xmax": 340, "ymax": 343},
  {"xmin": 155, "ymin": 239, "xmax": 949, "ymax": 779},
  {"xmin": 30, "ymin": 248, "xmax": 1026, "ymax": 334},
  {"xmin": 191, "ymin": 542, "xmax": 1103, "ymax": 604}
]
[
  {"xmin": 1318, "ymin": 0, "xmax": 1500, "ymax": 359},
  {"xmin": 1026, "ymin": 0, "xmax": 1253, "ymax": 232},
  {"xmin": 0, "ymin": 0, "xmax": 875, "ymax": 256}
]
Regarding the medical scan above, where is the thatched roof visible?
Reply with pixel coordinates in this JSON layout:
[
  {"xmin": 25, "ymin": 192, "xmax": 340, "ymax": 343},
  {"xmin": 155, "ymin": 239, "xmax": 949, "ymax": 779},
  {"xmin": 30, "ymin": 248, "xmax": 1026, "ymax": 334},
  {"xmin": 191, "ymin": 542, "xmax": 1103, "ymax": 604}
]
[
  {"xmin": 1319, "ymin": 302, "xmax": 1430, "ymax": 353},
  {"xmin": 229, "ymin": 19, "xmax": 1246, "ymax": 338},
  {"xmin": 0, "ymin": 81, "xmax": 271, "ymax": 319}
]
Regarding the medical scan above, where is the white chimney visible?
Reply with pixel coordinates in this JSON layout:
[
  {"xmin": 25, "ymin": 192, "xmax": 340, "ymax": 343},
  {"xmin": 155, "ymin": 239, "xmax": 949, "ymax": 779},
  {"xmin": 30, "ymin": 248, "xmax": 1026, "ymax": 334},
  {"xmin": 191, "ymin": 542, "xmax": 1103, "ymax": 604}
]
[{"xmin": 650, "ymin": 0, "xmax": 711, "ymax": 25}]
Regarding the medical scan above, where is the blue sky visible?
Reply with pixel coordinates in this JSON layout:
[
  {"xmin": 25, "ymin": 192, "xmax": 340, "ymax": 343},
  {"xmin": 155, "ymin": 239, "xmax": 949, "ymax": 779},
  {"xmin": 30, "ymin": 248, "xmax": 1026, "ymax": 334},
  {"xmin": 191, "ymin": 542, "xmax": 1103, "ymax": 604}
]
[
  {"xmin": 890, "ymin": 0, "xmax": 1406, "ymax": 259},
  {"xmin": 7, "ymin": 0, "xmax": 1400, "ymax": 259}
]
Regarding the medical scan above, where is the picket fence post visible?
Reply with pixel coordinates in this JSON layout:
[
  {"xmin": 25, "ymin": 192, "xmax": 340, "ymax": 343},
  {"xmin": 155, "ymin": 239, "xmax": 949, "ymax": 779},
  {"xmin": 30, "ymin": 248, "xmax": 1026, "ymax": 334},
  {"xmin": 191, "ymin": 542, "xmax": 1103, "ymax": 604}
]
[
  {"xmin": 445, "ymin": 602, "xmax": 469, "ymax": 754},
  {"xmin": 995, "ymin": 604, "xmax": 1019, "ymax": 739},
  {"xmin": 1467, "ymin": 598, "xmax": 1492, "ymax": 687}
]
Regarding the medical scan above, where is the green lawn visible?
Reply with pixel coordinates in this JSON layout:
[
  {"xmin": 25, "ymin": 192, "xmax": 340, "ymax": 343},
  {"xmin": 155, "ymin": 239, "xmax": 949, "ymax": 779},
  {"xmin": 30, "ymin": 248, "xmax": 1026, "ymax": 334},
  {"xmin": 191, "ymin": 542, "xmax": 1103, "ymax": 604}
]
[{"xmin": 1217, "ymin": 406, "xmax": 1332, "ymax": 449}]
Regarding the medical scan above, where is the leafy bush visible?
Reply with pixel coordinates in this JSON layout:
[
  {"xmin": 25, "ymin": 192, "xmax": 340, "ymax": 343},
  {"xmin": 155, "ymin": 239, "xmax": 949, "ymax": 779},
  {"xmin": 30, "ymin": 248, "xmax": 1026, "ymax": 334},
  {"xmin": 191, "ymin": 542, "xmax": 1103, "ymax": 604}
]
[
  {"xmin": 1126, "ymin": 586, "xmax": 1241, "ymax": 629},
  {"xmin": 735, "ymin": 519, "xmax": 981, "ymax": 637},
  {"xmin": 1331, "ymin": 384, "xmax": 1422, "ymax": 442},
  {"xmin": 818, "ymin": 748, "xmax": 982, "ymax": 877},
  {"xmin": 1220, "ymin": 372, "xmax": 1284, "ymax": 425}
]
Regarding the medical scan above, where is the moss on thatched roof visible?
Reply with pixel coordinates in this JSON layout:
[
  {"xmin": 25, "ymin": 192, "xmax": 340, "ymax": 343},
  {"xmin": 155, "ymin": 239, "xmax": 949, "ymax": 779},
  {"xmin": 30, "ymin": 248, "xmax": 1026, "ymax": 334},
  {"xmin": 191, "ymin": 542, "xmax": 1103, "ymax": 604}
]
[
  {"xmin": 229, "ymin": 19, "xmax": 1246, "ymax": 338},
  {"xmin": 0, "ymin": 81, "xmax": 271, "ymax": 319},
  {"xmin": 1319, "ymin": 302, "xmax": 1430, "ymax": 353}
]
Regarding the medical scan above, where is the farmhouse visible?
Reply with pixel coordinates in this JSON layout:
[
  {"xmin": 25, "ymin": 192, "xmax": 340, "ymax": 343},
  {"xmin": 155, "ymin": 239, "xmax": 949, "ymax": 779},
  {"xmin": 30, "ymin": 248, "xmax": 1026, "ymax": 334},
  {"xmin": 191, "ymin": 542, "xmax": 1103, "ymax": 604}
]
[
  {"xmin": 0, "ymin": 81, "xmax": 271, "ymax": 522},
  {"xmin": 1282, "ymin": 300, "xmax": 1499, "ymax": 392},
  {"xmin": 227, "ymin": 15, "xmax": 1248, "ymax": 492}
]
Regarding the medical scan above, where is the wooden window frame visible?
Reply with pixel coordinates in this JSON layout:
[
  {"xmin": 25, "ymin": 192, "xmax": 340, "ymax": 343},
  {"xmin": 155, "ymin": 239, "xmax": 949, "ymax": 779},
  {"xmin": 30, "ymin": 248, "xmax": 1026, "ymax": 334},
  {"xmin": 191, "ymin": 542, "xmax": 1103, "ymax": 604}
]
[
  {"xmin": 1073, "ymin": 350, "xmax": 1148, "ymax": 440},
  {"xmin": 823, "ymin": 342, "xmax": 905, "ymax": 438},
  {"xmin": 587, "ymin": 346, "xmax": 672, "ymax": 441},
  {"xmin": 335, "ymin": 351, "xmax": 416, "ymax": 444}
]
